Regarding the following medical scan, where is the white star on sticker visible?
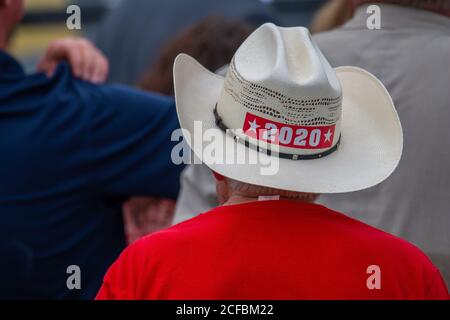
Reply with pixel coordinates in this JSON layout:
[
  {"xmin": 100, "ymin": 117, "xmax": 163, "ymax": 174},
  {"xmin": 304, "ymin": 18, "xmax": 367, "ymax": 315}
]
[
  {"xmin": 324, "ymin": 129, "xmax": 333, "ymax": 143},
  {"xmin": 248, "ymin": 119, "xmax": 260, "ymax": 133}
]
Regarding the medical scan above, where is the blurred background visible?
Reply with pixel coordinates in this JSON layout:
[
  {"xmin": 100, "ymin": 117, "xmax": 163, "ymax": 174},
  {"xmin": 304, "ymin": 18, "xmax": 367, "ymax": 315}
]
[
  {"xmin": 5, "ymin": 0, "xmax": 450, "ymax": 295},
  {"xmin": 9, "ymin": 0, "xmax": 327, "ymax": 82}
]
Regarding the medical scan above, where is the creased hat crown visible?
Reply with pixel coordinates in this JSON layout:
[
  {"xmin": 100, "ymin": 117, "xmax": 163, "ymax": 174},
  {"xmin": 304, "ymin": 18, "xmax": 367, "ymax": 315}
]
[{"xmin": 216, "ymin": 23, "xmax": 343, "ymax": 156}]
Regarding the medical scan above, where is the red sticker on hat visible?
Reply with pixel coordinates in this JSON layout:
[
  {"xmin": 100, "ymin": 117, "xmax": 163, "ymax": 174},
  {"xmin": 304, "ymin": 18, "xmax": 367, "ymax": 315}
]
[{"xmin": 243, "ymin": 113, "xmax": 336, "ymax": 149}]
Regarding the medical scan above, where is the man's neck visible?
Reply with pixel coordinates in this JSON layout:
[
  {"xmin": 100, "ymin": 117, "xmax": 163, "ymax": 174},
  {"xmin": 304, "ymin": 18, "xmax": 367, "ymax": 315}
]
[{"xmin": 223, "ymin": 194, "xmax": 316, "ymax": 206}]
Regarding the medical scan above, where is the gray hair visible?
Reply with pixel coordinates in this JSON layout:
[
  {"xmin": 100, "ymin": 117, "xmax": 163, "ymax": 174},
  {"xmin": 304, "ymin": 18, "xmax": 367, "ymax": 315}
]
[{"xmin": 226, "ymin": 177, "xmax": 317, "ymax": 201}]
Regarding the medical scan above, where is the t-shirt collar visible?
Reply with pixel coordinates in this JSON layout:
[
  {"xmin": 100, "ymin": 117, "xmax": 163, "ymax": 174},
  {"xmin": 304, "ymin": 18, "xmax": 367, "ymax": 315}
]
[{"xmin": 208, "ymin": 199, "xmax": 326, "ymax": 215}]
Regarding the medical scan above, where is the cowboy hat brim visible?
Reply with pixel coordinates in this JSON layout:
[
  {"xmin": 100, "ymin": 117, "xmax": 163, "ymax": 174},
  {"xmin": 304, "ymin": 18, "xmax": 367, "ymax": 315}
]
[{"xmin": 173, "ymin": 54, "xmax": 403, "ymax": 194}]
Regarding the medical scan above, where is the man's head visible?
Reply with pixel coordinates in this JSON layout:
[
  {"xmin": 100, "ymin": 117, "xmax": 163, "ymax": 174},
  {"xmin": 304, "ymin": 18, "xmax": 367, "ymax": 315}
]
[
  {"xmin": 174, "ymin": 24, "xmax": 403, "ymax": 197},
  {"xmin": 0, "ymin": 0, "xmax": 24, "ymax": 48},
  {"xmin": 213, "ymin": 172, "xmax": 318, "ymax": 205}
]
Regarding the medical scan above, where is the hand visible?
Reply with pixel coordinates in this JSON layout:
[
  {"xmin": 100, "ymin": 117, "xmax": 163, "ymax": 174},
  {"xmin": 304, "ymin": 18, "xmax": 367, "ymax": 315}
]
[
  {"xmin": 37, "ymin": 37, "xmax": 109, "ymax": 83},
  {"xmin": 123, "ymin": 197, "xmax": 176, "ymax": 244}
]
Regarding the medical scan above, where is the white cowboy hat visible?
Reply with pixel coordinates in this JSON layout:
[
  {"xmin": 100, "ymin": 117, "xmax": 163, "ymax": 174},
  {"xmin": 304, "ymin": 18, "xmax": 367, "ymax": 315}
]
[{"xmin": 173, "ymin": 23, "xmax": 403, "ymax": 194}]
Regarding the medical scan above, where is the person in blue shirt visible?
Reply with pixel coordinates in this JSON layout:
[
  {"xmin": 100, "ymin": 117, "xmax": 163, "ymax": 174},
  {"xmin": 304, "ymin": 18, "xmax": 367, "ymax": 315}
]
[{"xmin": 0, "ymin": 0, "xmax": 184, "ymax": 299}]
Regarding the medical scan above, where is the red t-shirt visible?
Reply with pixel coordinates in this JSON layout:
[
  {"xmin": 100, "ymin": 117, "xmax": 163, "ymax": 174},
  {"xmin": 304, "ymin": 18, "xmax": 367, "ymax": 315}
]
[{"xmin": 96, "ymin": 200, "xmax": 448, "ymax": 300}]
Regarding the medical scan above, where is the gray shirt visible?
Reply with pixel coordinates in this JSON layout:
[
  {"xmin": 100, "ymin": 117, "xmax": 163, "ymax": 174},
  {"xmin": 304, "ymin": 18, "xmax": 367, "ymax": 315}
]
[
  {"xmin": 174, "ymin": 4, "xmax": 450, "ymax": 286},
  {"xmin": 315, "ymin": 4, "xmax": 450, "ymax": 286}
]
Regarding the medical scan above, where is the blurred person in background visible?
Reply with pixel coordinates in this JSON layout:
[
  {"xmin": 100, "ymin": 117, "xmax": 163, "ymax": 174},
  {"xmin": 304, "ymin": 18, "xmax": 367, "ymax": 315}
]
[
  {"xmin": 93, "ymin": 0, "xmax": 275, "ymax": 85},
  {"xmin": 123, "ymin": 16, "xmax": 256, "ymax": 243},
  {"xmin": 310, "ymin": 0, "xmax": 353, "ymax": 33},
  {"xmin": 0, "ymin": 0, "xmax": 183, "ymax": 299},
  {"xmin": 313, "ymin": 0, "xmax": 450, "ymax": 287}
]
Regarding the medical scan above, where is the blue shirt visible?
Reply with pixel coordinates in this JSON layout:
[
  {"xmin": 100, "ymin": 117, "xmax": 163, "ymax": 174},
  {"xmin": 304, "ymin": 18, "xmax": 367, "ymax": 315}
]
[{"xmin": 0, "ymin": 51, "xmax": 183, "ymax": 299}]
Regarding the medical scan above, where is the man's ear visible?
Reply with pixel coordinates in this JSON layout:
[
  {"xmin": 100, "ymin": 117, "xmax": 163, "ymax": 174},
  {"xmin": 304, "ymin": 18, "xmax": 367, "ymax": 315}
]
[
  {"xmin": 212, "ymin": 171, "xmax": 229, "ymax": 205},
  {"xmin": 211, "ymin": 171, "xmax": 225, "ymax": 182}
]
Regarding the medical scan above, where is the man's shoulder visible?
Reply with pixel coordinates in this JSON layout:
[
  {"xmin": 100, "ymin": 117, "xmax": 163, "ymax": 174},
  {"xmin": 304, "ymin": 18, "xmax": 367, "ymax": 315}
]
[
  {"xmin": 312, "ymin": 28, "xmax": 358, "ymax": 47},
  {"xmin": 135, "ymin": 213, "xmax": 214, "ymax": 248},
  {"xmin": 73, "ymin": 78, "xmax": 174, "ymax": 112},
  {"xmin": 111, "ymin": 214, "xmax": 211, "ymax": 274},
  {"xmin": 127, "ymin": 208, "xmax": 228, "ymax": 257},
  {"xmin": 31, "ymin": 63, "xmax": 174, "ymax": 111},
  {"xmin": 326, "ymin": 206, "xmax": 438, "ymax": 270}
]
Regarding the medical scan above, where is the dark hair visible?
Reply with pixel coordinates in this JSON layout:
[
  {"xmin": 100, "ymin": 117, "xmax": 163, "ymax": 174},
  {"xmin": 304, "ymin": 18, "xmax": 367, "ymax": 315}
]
[{"xmin": 138, "ymin": 16, "xmax": 255, "ymax": 96}]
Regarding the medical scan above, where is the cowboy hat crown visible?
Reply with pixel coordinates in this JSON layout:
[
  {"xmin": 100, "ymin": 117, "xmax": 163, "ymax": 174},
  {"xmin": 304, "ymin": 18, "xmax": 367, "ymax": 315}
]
[{"xmin": 216, "ymin": 23, "xmax": 343, "ymax": 158}]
